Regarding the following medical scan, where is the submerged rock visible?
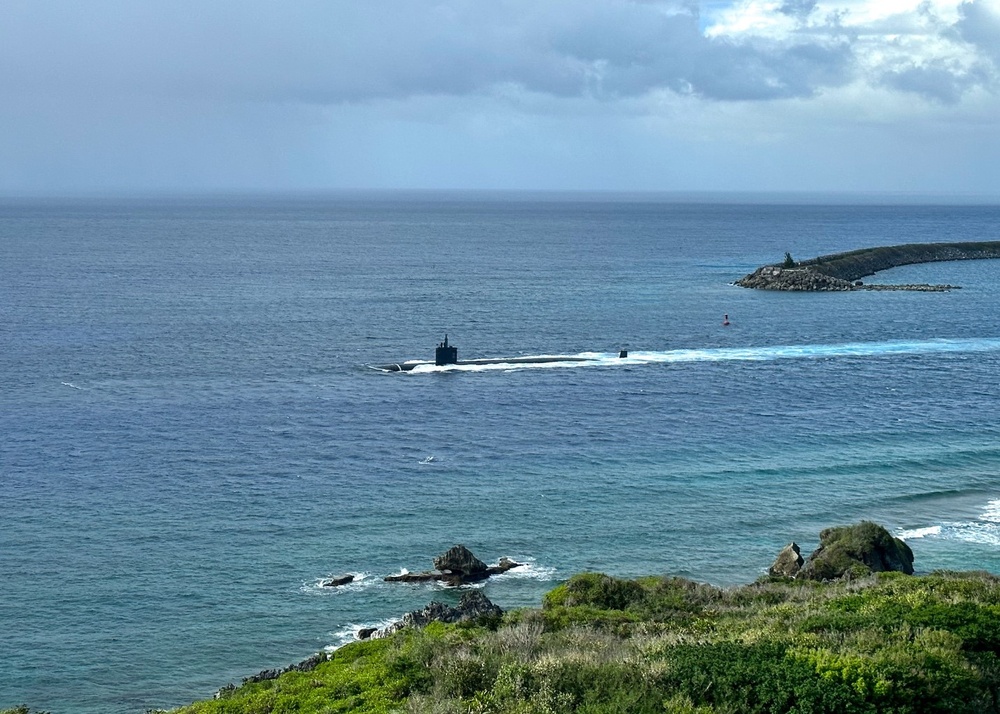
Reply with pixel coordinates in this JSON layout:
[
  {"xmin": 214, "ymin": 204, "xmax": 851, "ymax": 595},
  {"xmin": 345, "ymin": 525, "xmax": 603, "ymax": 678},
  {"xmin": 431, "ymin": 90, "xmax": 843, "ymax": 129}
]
[
  {"xmin": 768, "ymin": 542, "xmax": 804, "ymax": 578},
  {"xmin": 798, "ymin": 521, "xmax": 914, "ymax": 581}
]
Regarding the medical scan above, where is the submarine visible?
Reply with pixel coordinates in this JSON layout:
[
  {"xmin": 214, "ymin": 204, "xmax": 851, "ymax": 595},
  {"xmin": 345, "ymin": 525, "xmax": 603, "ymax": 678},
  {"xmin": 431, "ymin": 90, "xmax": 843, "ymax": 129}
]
[{"xmin": 372, "ymin": 335, "xmax": 628, "ymax": 372}]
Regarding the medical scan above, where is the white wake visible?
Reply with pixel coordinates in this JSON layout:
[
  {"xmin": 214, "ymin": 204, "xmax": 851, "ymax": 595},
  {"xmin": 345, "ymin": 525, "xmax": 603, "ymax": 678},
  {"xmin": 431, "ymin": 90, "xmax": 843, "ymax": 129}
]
[{"xmin": 407, "ymin": 337, "xmax": 1000, "ymax": 373}]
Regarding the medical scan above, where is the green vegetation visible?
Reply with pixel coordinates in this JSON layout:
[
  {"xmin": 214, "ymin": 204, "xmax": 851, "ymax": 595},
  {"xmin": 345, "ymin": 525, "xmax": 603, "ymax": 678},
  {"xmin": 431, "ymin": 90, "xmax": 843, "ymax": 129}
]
[
  {"xmin": 171, "ymin": 570, "xmax": 1000, "ymax": 714},
  {"xmin": 782, "ymin": 252, "xmax": 796, "ymax": 268}
]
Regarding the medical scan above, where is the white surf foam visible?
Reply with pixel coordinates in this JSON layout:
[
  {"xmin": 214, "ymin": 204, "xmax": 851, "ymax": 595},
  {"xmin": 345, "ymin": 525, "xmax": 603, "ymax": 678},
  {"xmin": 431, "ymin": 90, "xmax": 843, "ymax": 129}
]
[
  {"xmin": 979, "ymin": 499, "xmax": 1000, "ymax": 523},
  {"xmin": 897, "ymin": 525, "xmax": 942, "ymax": 540},
  {"xmin": 402, "ymin": 338, "xmax": 1000, "ymax": 374},
  {"xmin": 947, "ymin": 523, "xmax": 1000, "ymax": 547},
  {"xmin": 896, "ymin": 498, "xmax": 1000, "ymax": 548},
  {"xmin": 61, "ymin": 381, "xmax": 84, "ymax": 390},
  {"xmin": 488, "ymin": 557, "xmax": 558, "ymax": 582}
]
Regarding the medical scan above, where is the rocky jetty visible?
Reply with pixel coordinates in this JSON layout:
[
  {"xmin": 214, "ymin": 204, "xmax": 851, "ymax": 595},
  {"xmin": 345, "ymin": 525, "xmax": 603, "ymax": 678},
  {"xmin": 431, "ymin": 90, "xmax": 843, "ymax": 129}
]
[
  {"xmin": 736, "ymin": 240, "xmax": 1000, "ymax": 291},
  {"xmin": 385, "ymin": 545, "xmax": 523, "ymax": 586},
  {"xmin": 769, "ymin": 521, "xmax": 914, "ymax": 581},
  {"xmin": 736, "ymin": 265, "xmax": 955, "ymax": 292}
]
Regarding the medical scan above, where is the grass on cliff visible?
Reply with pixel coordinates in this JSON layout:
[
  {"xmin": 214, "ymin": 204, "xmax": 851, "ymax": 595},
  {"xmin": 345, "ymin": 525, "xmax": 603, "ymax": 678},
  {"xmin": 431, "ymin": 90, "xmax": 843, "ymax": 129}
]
[{"xmin": 170, "ymin": 570, "xmax": 1000, "ymax": 714}]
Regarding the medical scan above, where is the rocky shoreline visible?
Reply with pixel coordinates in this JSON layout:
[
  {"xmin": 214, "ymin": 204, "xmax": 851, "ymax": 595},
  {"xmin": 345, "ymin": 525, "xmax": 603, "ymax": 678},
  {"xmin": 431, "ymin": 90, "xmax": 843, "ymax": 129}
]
[
  {"xmin": 211, "ymin": 524, "xmax": 917, "ymax": 702},
  {"xmin": 736, "ymin": 240, "xmax": 1000, "ymax": 291}
]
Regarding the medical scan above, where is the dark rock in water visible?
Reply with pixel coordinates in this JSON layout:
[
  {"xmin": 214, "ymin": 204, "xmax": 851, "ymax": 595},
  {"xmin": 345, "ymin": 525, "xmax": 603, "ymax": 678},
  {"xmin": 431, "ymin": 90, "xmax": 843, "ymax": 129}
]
[
  {"xmin": 434, "ymin": 545, "xmax": 489, "ymax": 577},
  {"xmin": 492, "ymin": 557, "xmax": 522, "ymax": 575},
  {"xmin": 384, "ymin": 570, "xmax": 444, "ymax": 584},
  {"xmin": 798, "ymin": 521, "xmax": 914, "ymax": 581},
  {"xmin": 769, "ymin": 542, "xmax": 804, "ymax": 578},
  {"xmin": 357, "ymin": 627, "xmax": 378, "ymax": 640},
  {"xmin": 385, "ymin": 546, "xmax": 523, "ymax": 586},
  {"xmin": 240, "ymin": 652, "xmax": 326, "ymax": 686},
  {"xmin": 376, "ymin": 590, "xmax": 504, "ymax": 638},
  {"xmin": 321, "ymin": 574, "xmax": 355, "ymax": 587}
]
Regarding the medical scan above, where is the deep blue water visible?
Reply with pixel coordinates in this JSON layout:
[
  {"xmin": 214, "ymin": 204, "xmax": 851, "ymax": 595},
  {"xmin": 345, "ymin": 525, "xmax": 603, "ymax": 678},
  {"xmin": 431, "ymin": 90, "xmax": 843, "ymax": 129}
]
[{"xmin": 3, "ymin": 195, "xmax": 1000, "ymax": 713}]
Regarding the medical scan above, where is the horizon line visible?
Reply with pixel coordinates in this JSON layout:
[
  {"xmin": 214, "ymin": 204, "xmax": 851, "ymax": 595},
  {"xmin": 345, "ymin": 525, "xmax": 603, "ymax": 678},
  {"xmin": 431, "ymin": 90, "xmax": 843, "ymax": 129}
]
[{"xmin": 2, "ymin": 188, "xmax": 999, "ymax": 206}]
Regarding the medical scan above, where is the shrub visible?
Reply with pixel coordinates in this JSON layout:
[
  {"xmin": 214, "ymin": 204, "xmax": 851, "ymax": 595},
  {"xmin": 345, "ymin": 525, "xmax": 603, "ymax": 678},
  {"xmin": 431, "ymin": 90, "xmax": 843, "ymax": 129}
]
[{"xmin": 545, "ymin": 573, "xmax": 647, "ymax": 611}]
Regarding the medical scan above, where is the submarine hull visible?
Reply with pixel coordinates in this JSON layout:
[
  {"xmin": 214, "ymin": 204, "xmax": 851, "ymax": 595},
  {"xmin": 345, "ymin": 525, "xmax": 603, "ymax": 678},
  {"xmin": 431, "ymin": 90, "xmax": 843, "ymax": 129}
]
[
  {"xmin": 372, "ymin": 336, "xmax": 626, "ymax": 372},
  {"xmin": 372, "ymin": 355, "xmax": 596, "ymax": 372}
]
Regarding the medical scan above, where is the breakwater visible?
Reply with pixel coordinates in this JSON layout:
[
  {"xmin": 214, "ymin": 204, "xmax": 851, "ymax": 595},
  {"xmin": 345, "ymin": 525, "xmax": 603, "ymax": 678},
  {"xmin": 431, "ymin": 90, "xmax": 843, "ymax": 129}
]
[{"xmin": 736, "ymin": 241, "xmax": 1000, "ymax": 291}]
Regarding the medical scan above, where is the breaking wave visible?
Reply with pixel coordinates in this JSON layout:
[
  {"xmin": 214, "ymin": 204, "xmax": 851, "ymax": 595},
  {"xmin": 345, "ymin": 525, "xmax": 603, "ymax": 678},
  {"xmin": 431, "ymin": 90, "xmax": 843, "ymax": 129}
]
[{"xmin": 897, "ymin": 499, "xmax": 1000, "ymax": 548}]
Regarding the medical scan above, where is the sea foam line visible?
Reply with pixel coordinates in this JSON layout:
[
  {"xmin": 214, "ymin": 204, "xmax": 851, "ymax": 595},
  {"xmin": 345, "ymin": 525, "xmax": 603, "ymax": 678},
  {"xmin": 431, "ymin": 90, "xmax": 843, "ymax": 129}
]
[{"xmin": 407, "ymin": 337, "xmax": 1000, "ymax": 373}]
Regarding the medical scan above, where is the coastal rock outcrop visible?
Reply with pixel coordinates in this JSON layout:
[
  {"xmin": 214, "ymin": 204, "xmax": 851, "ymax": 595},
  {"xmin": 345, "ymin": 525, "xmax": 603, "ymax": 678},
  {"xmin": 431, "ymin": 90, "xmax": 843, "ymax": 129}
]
[
  {"xmin": 374, "ymin": 590, "xmax": 504, "ymax": 638},
  {"xmin": 768, "ymin": 542, "xmax": 804, "ymax": 578},
  {"xmin": 239, "ymin": 652, "xmax": 326, "ymax": 687},
  {"xmin": 434, "ymin": 544, "xmax": 488, "ymax": 578},
  {"xmin": 214, "ymin": 651, "xmax": 329, "ymax": 698},
  {"xmin": 795, "ymin": 521, "xmax": 914, "ymax": 581},
  {"xmin": 385, "ymin": 545, "xmax": 523, "ymax": 586}
]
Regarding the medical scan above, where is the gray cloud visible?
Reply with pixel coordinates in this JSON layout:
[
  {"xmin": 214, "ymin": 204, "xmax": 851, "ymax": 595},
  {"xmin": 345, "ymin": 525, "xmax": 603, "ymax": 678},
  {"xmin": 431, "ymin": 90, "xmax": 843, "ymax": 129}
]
[
  {"xmin": 0, "ymin": 0, "xmax": 855, "ymax": 105},
  {"xmin": 957, "ymin": 1, "xmax": 1000, "ymax": 65},
  {"xmin": 879, "ymin": 61, "xmax": 985, "ymax": 104},
  {"xmin": 779, "ymin": 0, "xmax": 818, "ymax": 20}
]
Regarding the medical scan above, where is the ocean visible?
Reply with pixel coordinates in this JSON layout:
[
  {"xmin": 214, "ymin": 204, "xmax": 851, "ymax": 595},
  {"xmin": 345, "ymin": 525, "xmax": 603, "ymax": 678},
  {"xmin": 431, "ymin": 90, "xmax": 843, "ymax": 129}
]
[{"xmin": 3, "ymin": 194, "xmax": 1000, "ymax": 713}]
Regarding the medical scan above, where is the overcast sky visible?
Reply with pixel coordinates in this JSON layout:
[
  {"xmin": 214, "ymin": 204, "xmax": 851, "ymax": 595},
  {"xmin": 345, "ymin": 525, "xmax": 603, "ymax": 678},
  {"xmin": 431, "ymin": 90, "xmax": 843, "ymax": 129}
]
[{"xmin": 1, "ymin": 0, "xmax": 998, "ymax": 195}]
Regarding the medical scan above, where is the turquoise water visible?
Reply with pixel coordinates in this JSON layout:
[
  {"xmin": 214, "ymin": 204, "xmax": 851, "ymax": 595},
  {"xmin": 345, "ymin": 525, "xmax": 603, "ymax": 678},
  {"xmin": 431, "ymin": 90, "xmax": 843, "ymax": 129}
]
[{"xmin": 3, "ymin": 196, "xmax": 1000, "ymax": 712}]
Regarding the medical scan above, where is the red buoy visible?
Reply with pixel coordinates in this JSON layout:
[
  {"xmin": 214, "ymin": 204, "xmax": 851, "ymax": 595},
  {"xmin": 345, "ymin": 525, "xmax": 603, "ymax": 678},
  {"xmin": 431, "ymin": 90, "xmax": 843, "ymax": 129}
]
[{"xmin": 722, "ymin": 314, "xmax": 730, "ymax": 326}]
